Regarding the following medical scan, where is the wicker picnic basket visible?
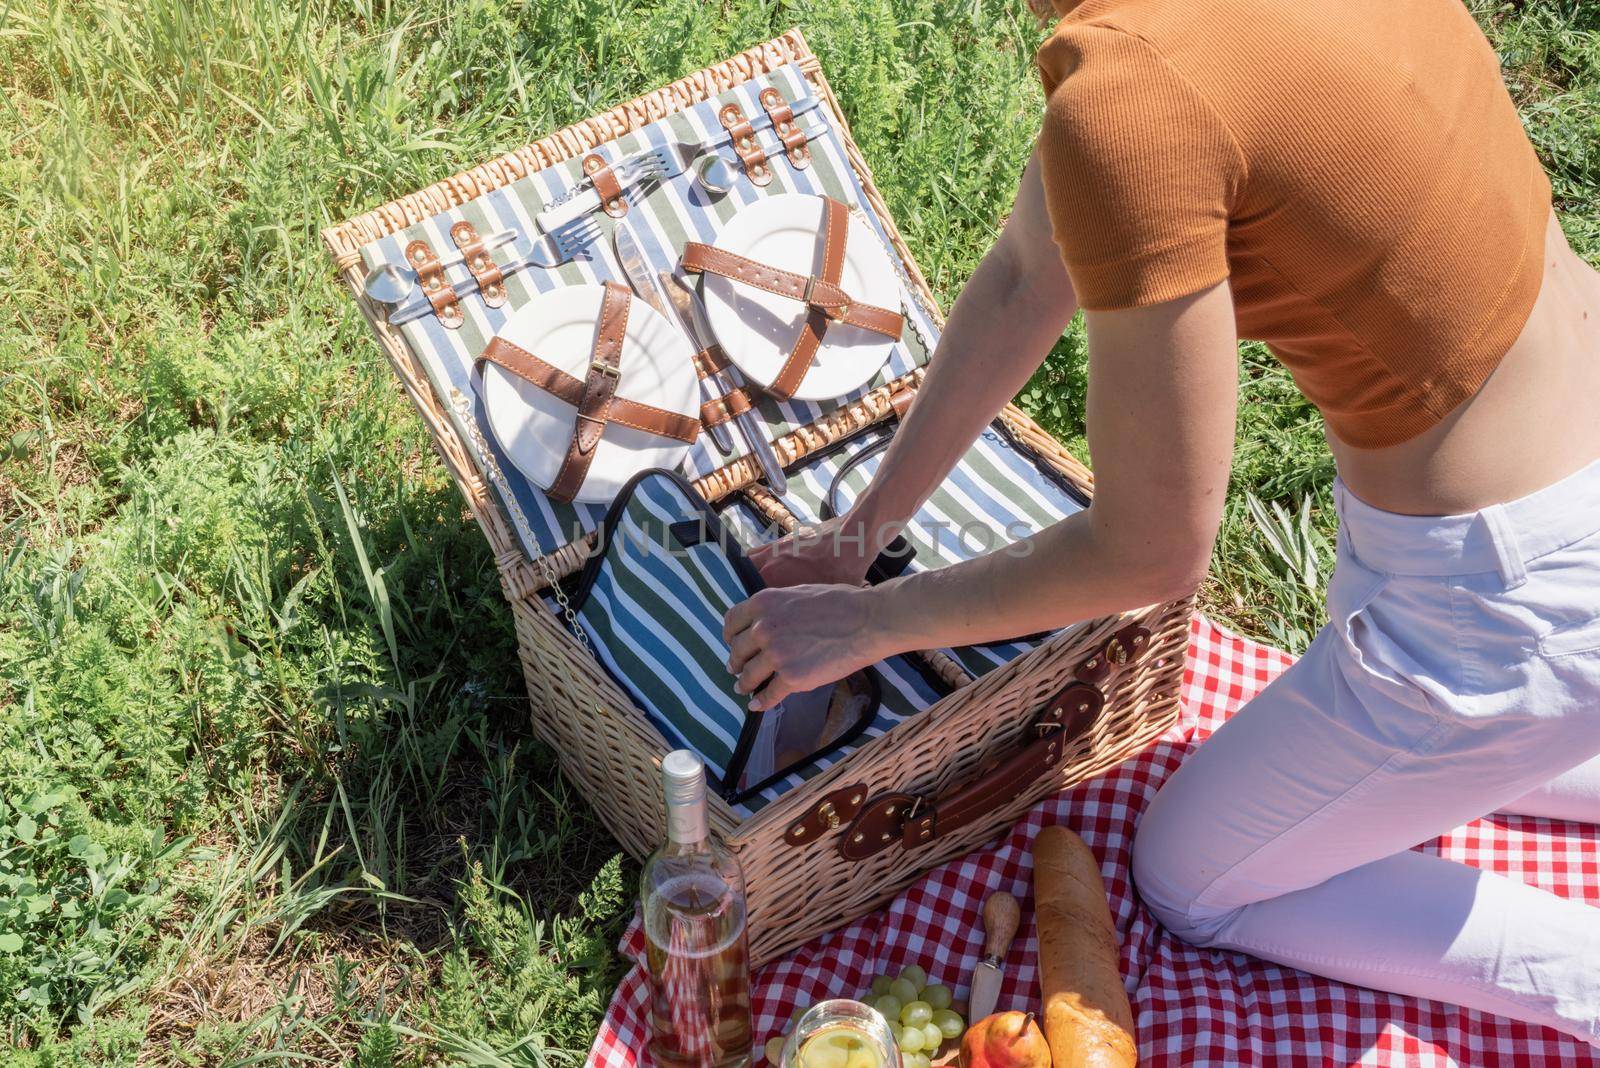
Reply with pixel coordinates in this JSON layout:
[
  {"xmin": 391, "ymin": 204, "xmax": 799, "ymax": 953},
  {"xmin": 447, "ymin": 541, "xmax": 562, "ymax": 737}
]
[{"xmin": 322, "ymin": 29, "xmax": 1191, "ymax": 966}]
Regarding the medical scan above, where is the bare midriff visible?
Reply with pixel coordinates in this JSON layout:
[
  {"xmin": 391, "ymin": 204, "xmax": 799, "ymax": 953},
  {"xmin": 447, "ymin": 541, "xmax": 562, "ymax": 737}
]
[{"xmin": 1332, "ymin": 212, "xmax": 1600, "ymax": 516}]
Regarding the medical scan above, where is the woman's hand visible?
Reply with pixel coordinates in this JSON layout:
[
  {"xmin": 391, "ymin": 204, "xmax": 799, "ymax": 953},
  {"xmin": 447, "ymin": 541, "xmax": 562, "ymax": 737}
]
[
  {"xmin": 722, "ymin": 583, "xmax": 888, "ymax": 711},
  {"xmin": 747, "ymin": 512, "xmax": 898, "ymax": 589}
]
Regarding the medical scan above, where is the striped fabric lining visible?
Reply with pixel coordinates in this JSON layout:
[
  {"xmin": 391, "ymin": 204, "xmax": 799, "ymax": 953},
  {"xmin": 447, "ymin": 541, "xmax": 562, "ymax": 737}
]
[
  {"xmin": 572, "ymin": 473, "xmax": 946, "ymax": 814},
  {"xmin": 771, "ymin": 425, "xmax": 1087, "ymax": 678},
  {"xmin": 354, "ymin": 62, "xmax": 938, "ymax": 563},
  {"xmin": 575, "ymin": 476, "xmax": 753, "ymax": 776},
  {"xmin": 353, "ymin": 64, "xmax": 1084, "ymax": 811}
]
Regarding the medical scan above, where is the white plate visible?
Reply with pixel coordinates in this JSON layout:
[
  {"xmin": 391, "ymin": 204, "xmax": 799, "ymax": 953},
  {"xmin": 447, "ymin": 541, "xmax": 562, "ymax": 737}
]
[
  {"xmin": 700, "ymin": 194, "xmax": 899, "ymax": 402},
  {"xmin": 480, "ymin": 285, "xmax": 699, "ymax": 505}
]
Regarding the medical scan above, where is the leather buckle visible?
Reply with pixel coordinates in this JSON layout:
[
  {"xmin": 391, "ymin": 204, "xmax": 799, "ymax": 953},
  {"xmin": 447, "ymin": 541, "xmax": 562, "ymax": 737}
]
[
  {"xmin": 802, "ymin": 275, "xmax": 848, "ymax": 320},
  {"xmin": 589, "ymin": 359, "xmax": 621, "ymax": 380}
]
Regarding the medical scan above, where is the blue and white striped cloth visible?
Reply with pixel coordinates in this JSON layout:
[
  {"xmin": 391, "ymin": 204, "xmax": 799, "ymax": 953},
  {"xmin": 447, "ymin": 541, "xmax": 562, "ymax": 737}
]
[
  {"xmin": 572, "ymin": 473, "xmax": 948, "ymax": 812},
  {"xmin": 356, "ymin": 62, "xmax": 938, "ymax": 559},
  {"xmin": 353, "ymin": 64, "xmax": 1083, "ymax": 811}
]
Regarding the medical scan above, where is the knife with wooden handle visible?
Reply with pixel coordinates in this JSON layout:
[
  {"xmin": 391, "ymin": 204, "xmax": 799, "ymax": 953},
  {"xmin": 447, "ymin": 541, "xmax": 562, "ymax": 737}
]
[{"xmin": 968, "ymin": 891, "xmax": 1021, "ymax": 1022}]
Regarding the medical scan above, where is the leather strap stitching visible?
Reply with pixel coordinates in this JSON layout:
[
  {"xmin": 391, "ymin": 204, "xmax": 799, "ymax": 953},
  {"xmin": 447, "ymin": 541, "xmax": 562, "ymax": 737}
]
[
  {"xmin": 478, "ymin": 338, "xmax": 698, "ymax": 440},
  {"xmin": 680, "ymin": 197, "xmax": 903, "ymax": 399}
]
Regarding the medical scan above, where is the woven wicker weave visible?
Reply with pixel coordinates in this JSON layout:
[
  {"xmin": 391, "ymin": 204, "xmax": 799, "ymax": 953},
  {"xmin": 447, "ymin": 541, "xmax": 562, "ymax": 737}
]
[{"xmin": 322, "ymin": 29, "xmax": 1191, "ymax": 966}]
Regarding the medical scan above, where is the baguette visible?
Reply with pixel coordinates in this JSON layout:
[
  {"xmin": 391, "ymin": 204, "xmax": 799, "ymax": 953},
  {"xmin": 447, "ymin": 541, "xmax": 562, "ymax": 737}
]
[{"xmin": 1032, "ymin": 825, "xmax": 1137, "ymax": 1068}]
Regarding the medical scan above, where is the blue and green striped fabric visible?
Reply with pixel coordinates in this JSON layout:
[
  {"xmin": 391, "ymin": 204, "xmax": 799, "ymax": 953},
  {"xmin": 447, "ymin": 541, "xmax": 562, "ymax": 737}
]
[
  {"xmin": 771, "ymin": 425, "xmax": 1087, "ymax": 678},
  {"xmin": 352, "ymin": 63, "xmax": 1084, "ymax": 811},
  {"xmin": 572, "ymin": 472, "xmax": 946, "ymax": 814},
  {"xmin": 355, "ymin": 62, "xmax": 938, "ymax": 561}
]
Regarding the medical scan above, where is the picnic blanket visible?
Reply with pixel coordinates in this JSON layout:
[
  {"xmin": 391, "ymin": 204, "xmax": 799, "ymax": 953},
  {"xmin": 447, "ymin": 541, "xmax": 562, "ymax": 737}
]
[{"xmin": 587, "ymin": 615, "xmax": 1600, "ymax": 1067}]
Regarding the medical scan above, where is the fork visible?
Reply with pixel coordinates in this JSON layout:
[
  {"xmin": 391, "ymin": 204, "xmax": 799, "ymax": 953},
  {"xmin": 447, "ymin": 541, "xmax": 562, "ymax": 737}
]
[
  {"xmin": 638, "ymin": 116, "xmax": 831, "ymax": 192},
  {"xmin": 384, "ymin": 218, "xmax": 603, "ymax": 326},
  {"xmin": 362, "ymin": 227, "xmax": 520, "ymax": 304},
  {"xmin": 533, "ymin": 153, "xmax": 667, "ymax": 236}
]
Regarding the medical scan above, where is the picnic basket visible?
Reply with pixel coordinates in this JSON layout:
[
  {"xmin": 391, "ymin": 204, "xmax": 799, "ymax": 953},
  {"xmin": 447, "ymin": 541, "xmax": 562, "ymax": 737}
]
[{"xmin": 321, "ymin": 28, "xmax": 1192, "ymax": 967}]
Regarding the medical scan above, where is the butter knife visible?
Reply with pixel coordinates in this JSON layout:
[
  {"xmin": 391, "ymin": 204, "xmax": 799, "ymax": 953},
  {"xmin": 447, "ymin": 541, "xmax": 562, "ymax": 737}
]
[
  {"xmin": 611, "ymin": 222, "xmax": 734, "ymax": 455},
  {"xmin": 665, "ymin": 270, "xmax": 788, "ymax": 494},
  {"xmin": 968, "ymin": 891, "xmax": 1020, "ymax": 1023}
]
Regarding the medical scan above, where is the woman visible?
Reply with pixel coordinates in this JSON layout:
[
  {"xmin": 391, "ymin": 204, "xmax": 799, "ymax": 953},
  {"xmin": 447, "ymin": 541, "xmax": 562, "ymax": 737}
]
[{"xmin": 723, "ymin": 0, "xmax": 1600, "ymax": 1044}]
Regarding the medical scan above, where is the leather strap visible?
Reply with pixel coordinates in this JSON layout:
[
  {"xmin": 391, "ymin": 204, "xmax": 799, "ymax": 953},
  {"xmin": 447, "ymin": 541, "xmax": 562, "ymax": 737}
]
[
  {"xmin": 691, "ymin": 345, "xmax": 731, "ymax": 378},
  {"xmin": 478, "ymin": 337, "xmax": 699, "ymax": 443},
  {"xmin": 902, "ymin": 726, "xmax": 1068, "ymax": 847},
  {"xmin": 681, "ymin": 198, "xmax": 904, "ymax": 400},
  {"xmin": 719, "ymin": 102, "xmax": 771, "ymax": 187},
  {"xmin": 700, "ymin": 387, "xmax": 753, "ymax": 428},
  {"xmin": 889, "ymin": 381, "xmax": 917, "ymax": 421},
  {"xmin": 548, "ymin": 281, "xmax": 629, "ymax": 501},
  {"xmin": 477, "ymin": 283, "xmax": 698, "ymax": 503},
  {"xmin": 584, "ymin": 154, "xmax": 629, "ymax": 218},
  {"xmin": 450, "ymin": 221, "xmax": 507, "ymax": 308},
  {"xmin": 839, "ymin": 727, "xmax": 1071, "ymax": 861},
  {"xmin": 405, "ymin": 240, "xmax": 463, "ymax": 328},
  {"xmin": 837, "ymin": 684, "xmax": 1104, "ymax": 861},
  {"xmin": 760, "ymin": 87, "xmax": 812, "ymax": 168}
]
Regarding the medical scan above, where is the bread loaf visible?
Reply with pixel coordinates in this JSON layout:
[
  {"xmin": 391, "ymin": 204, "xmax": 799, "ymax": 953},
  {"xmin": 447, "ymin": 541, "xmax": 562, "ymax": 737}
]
[{"xmin": 1032, "ymin": 825, "xmax": 1137, "ymax": 1068}]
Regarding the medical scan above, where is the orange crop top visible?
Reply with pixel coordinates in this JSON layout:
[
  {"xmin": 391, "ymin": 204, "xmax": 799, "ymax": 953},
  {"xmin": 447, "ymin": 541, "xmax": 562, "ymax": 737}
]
[{"xmin": 1036, "ymin": 0, "xmax": 1552, "ymax": 447}]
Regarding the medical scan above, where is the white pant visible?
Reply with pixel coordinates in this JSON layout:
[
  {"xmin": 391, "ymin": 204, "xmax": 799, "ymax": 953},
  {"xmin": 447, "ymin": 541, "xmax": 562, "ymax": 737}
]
[{"xmin": 1133, "ymin": 459, "xmax": 1600, "ymax": 1045}]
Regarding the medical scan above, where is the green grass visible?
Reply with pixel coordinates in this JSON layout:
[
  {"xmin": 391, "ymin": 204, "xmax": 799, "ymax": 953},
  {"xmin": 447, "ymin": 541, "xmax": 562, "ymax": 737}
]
[{"xmin": 1, "ymin": 0, "xmax": 1596, "ymax": 1062}]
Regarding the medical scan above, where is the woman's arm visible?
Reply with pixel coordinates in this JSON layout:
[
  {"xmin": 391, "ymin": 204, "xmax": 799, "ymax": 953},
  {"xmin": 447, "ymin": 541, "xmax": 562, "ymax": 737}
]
[
  {"xmin": 750, "ymin": 151, "xmax": 1080, "ymax": 587},
  {"xmin": 724, "ymin": 281, "xmax": 1239, "ymax": 710}
]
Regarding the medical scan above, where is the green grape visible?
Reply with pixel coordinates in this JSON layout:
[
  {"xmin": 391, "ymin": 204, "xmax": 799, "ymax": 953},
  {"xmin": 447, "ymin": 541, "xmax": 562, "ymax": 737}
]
[
  {"xmin": 921, "ymin": 1022, "xmax": 945, "ymax": 1051},
  {"xmin": 900, "ymin": 1000, "xmax": 934, "ymax": 1029},
  {"xmin": 932, "ymin": 1008, "xmax": 964, "ymax": 1040},
  {"xmin": 873, "ymin": 994, "xmax": 903, "ymax": 1023},
  {"xmin": 870, "ymin": 975, "xmax": 893, "ymax": 997},
  {"xmin": 898, "ymin": 964, "xmax": 929, "ymax": 990},
  {"xmin": 898, "ymin": 1025, "xmax": 925, "ymax": 1054},
  {"xmin": 903, "ymin": 1054, "xmax": 931, "ymax": 1068},
  {"xmin": 764, "ymin": 1036, "xmax": 786, "ymax": 1063},
  {"xmin": 889, "ymin": 978, "xmax": 919, "ymax": 1005},
  {"xmin": 922, "ymin": 984, "xmax": 953, "ymax": 1011},
  {"xmin": 889, "ymin": 1024, "xmax": 906, "ymax": 1048},
  {"xmin": 793, "ymin": 1006, "xmax": 807, "ymax": 1025}
]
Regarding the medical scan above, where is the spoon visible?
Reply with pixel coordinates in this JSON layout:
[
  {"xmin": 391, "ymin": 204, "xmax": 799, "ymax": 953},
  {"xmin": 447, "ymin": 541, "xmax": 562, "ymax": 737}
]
[
  {"xmin": 362, "ymin": 228, "xmax": 518, "ymax": 305},
  {"xmin": 695, "ymin": 155, "xmax": 737, "ymax": 199}
]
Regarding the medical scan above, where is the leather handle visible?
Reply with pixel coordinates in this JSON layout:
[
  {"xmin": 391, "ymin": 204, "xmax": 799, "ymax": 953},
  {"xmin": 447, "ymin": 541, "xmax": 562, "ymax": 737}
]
[
  {"xmin": 900, "ymin": 728, "xmax": 1069, "ymax": 848},
  {"xmin": 838, "ymin": 683, "xmax": 1103, "ymax": 861}
]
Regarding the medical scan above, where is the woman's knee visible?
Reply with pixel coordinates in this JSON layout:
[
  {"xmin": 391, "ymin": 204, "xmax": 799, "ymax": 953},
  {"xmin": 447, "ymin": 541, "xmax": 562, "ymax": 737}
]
[{"xmin": 1131, "ymin": 788, "xmax": 1238, "ymax": 947}]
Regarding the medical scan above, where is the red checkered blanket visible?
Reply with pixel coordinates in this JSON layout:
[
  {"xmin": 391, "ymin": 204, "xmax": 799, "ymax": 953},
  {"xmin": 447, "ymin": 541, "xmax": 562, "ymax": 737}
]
[{"xmin": 587, "ymin": 617, "xmax": 1600, "ymax": 1067}]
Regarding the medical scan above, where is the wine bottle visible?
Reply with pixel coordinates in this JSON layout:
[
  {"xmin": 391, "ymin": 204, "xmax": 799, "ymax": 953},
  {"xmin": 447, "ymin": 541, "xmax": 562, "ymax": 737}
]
[{"xmin": 642, "ymin": 751, "xmax": 754, "ymax": 1067}]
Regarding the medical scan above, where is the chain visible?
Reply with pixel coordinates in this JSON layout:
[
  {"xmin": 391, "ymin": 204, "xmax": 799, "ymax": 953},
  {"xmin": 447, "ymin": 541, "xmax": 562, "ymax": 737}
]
[
  {"xmin": 450, "ymin": 388, "xmax": 591, "ymax": 652},
  {"xmin": 852, "ymin": 207, "xmax": 938, "ymax": 358}
]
